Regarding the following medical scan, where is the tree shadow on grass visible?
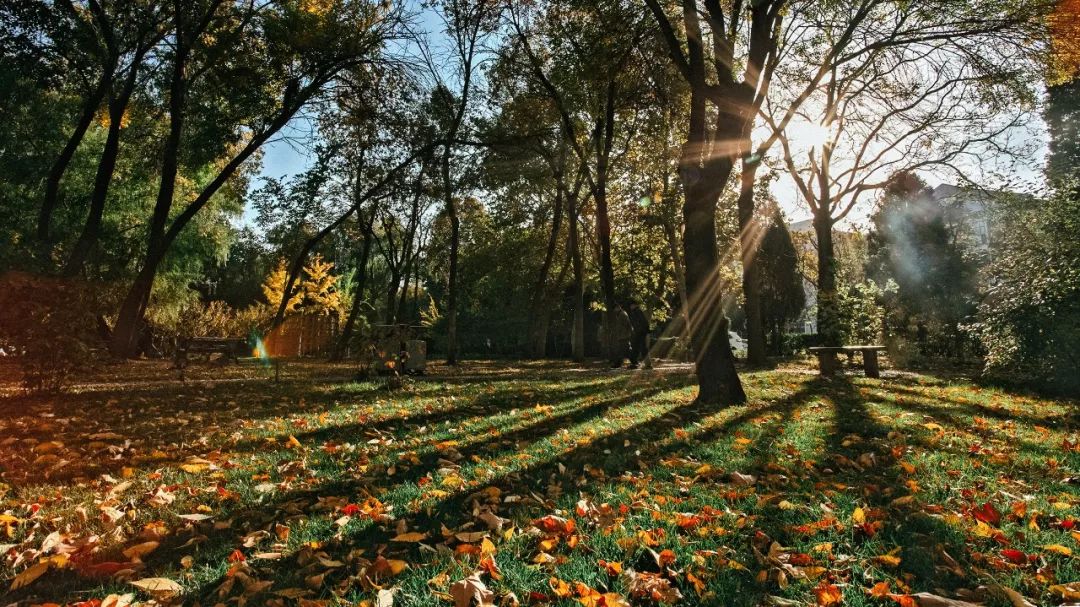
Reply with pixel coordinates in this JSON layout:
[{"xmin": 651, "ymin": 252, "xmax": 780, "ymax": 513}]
[{"xmin": 4, "ymin": 369, "xmax": 1035, "ymax": 605}]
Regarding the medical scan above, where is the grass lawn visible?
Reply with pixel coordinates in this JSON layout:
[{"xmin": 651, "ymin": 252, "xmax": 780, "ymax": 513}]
[{"xmin": 2, "ymin": 359, "xmax": 1079, "ymax": 606}]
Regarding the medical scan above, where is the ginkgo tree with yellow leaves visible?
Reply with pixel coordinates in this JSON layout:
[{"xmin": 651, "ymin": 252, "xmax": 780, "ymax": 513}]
[{"xmin": 261, "ymin": 254, "xmax": 344, "ymax": 321}]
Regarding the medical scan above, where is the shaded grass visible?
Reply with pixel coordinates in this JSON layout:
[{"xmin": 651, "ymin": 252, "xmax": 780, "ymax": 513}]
[{"xmin": 1, "ymin": 362, "xmax": 1078, "ymax": 606}]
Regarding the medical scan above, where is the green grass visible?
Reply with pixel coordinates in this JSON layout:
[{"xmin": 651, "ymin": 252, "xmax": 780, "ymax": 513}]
[{"xmin": 1, "ymin": 361, "xmax": 1078, "ymax": 606}]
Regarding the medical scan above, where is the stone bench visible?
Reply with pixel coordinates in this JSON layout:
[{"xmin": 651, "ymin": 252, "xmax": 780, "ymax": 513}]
[{"xmin": 808, "ymin": 345, "xmax": 885, "ymax": 378}]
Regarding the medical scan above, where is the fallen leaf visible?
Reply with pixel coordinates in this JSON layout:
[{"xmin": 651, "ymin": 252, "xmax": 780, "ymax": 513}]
[
  {"xmin": 450, "ymin": 571, "xmax": 494, "ymax": 607},
  {"xmin": 130, "ymin": 577, "xmax": 183, "ymax": 599}
]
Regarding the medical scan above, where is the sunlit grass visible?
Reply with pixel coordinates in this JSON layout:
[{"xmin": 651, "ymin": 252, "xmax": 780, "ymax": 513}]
[{"xmin": 1, "ymin": 363, "xmax": 1077, "ymax": 605}]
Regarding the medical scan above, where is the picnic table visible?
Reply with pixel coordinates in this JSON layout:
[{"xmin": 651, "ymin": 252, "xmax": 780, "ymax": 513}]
[
  {"xmin": 808, "ymin": 345, "xmax": 885, "ymax": 378},
  {"xmin": 173, "ymin": 336, "xmax": 248, "ymax": 369}
]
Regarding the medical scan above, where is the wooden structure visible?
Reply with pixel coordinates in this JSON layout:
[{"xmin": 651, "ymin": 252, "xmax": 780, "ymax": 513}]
[
  {"xmin": 808, "ymin": 345, "xmax": 885, "ymax": 378},
  {"xmin": 262, "ymin": 314, "xmax": 338, "ymax": 358},
  {"xmin": 173, "ymin": 337, "xmax": 248, "ymax": 369}
]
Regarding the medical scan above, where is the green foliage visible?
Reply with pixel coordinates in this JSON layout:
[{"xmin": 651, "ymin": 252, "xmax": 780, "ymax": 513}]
[
  {"xmin": 757, "ymin": 208, "xmax": 806, "ymax": 353},
  {"xmin": 1044, "ymin": 76, "xmax": 1080, "ymax": 182},
  {"xmin": 867, "ymin": 173, "xmax": 980, "ymax": 360},
  {"xmin": 835, "ymin": 280, "xmax": 889, "ymax": 346},
  {"xmin": 972, "ymin": 184, "xmax": 1080, "ymax": 394}
]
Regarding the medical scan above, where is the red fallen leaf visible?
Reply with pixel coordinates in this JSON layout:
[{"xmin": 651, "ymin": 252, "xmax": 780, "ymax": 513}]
[
  {"xmin": 856, "ymin": 521, "xmax": 884, "ymax": 537},
  {"xmin": 1001, "ymin": 549, "xmax": 1028, "ymax": 565},
  {"xmin": 971, "ymin": 502, "xmax": 1002, "ymax": 525},
  {"xmin": 675, "ymin": 513, "xmax": 704, "ymax": 529},
  {"xmin": 533, "ymin": 515, "xmax": 576, "ymax": 536},
  {"xmin": 789, "ymin": 553, "xmax": 814, "ymax": 566},
  {"xmin": 889, "ymin": 594, "xmax": 917, "ymax": 607},
  {"xmin": 455, "ymin": 543, "xmax": 482, "ymax": 557},
  {"xmin": 528, "ymin": 591, "xmax": 551, "ymax": 602},
  {"xmin": 341, "ymin": 503, "xmax": 362, "ymax": 516},
  {"xmin": 814, "ymin": 581, "xmax": 843, "ymax": 606},
  {"xmin": 479, "ymin": 555, "xmax": 502, "ymax": 580},
  {"xmin": 1060, "ymin": 519, "xmax": 1076, "ymax": 530},
  {"xmin": 76, "ymin": 560, "xmax": 136, "ymax": 578},
  {"xmin": 227, "ymin": 549, "xmax": 246, "ymax": 562},
  {"xmin": 658, "ymin": 549, "xmax": 677, "ymax": 566}
]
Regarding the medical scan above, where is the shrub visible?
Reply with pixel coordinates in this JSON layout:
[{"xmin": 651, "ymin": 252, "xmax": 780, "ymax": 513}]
[
  {"xmin": 0, "ymin": 272, "xmax": 102, "ymax": 392},
  {"xmin": 970, "ymin": 185, "xmax": 1080, "ymax": 394}
]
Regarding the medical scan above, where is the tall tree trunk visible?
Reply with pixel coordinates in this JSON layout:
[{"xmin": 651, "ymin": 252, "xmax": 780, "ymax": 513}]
[
  {"xmin": 594, "ymin": 84, "xmax": 619, "ymax": 365},
  {"xmin": 679, "ymin": 94, "xmax": 745, "ymax": 404},
  {"xmin": 567, "ymin": 190, "xmax": 585, "ymax": 363},
  {"xmin": 446, "ymin": 200, "xmax": 460, "ymax": 363},
  {"xmin": 110, "ymin": 6, "xmax": 189, "ymax": 357},
  {"xmin": 529, "ymin": 170, "xmax": 564, "ymax": 358},
  {"xmin": 333, "ymin": 210, "xmax": 375, "ymax": 360},
  {"xmin": 814, "ymin": 207, "xmax": 840, "ymax": 347},
  {"xmin": 738, "ymin": 158, "xmax": 767, "ymax": 365},
  {"xmin": 385, "ymin": 263, "xmax": 401, "ymax": 325},
  {"xmin": 64, "ymin": 56, "xmax": 145, "ymax": 276},
  {"xmin": 39, "ymin": 69, "xmax": 114, "ymax": 247},
  {"xmin": 661, "ymin": 213, "xmax": 690, "ymax": 339}
]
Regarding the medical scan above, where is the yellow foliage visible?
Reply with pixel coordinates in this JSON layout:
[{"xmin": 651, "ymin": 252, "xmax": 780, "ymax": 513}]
[{"xmin": 1048, "ymin": 0, "xmax": 1080, "ymax": 84}]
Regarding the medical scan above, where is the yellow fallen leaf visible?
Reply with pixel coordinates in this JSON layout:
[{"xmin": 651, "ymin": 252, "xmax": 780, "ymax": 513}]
[
  {"xmin": 1043, "ymin": 544, "xmax": 1073, "ymax": 556},
  {"xmin": 391, "ymin": 532, "xmax": 428, "ymax": 542},
  {"xmin": 852, "ymin": 507, "xmax": 866, "ymax": 524},
  {"xmin": 9, "ymin": 561, "xmax": 50, "ymax": 591},
  {"xmin": 122, "ymin": 541, "xmax": 159, "ymax": 560}
]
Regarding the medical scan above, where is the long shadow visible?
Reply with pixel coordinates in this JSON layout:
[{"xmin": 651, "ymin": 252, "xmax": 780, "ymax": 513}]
[
  {"xmin": 9, "ymin": 369, "xmax": 1011, "ymax": 604},
  {"xmin": 228, "ymin": 376, "xmax": 625, "ymax": 456},
  {"xmin": 872, "ymin": 382, "xmax": 1074, "ymax": 428}
]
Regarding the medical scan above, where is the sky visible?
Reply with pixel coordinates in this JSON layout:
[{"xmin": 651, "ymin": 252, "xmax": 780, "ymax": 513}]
[{"xmin": 250, "ymin": 4, "xmax": 1050, "ymax": 233}]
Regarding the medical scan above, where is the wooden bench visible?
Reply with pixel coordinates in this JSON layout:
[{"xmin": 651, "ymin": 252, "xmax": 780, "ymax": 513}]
[
  {"xmin": 173, "ymin": 337, "xmax": 248, "ymax": 369},
  {"xmin": 808, "ymin": 345, "xmax": 885, "ymax": 378}
]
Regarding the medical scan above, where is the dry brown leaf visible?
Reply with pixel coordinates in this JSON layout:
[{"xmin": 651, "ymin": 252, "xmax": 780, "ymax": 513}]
[
  {"xmin": 450, "ymin": 571, "xmax": 495, "ymax": 607},
  {"xmin": 130, "ymin": 577, "xmax": 183, "ymax": 599},
  {"xmin": 910, "ymin": 592, "xmax": 983, "ymax": 607}
]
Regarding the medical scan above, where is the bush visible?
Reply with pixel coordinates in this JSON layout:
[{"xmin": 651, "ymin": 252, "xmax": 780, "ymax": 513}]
[
  {"xmin": 970, "ymin": 185, "xmax": 1080, "ymax": 395},
  {"xmin": 0, "ymin": 272, "xmax": 102, "ymax": 392},
  {"xmin": 782, "ymin": 332, "xmax": 821, "ymax": 355}
]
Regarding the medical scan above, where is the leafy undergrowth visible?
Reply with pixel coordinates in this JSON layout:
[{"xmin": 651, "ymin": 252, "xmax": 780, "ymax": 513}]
[{"xmin": 2, "ymin": 361, "xmax": 1079, "ymax": 607}]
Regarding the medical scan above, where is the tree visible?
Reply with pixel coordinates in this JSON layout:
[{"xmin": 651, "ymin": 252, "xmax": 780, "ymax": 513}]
[
  {"xmin": 429, "ymin": 0, "xmax": 501, "ymax": 365},
  {"xmin": 972, "ymin": 183, "xmax": 1080, "ymax": 393},
  {"xmin": 765, "ymin": 0, "xmax": 1046, "ymax": 347},
  {"xmin": 757, "ymin": 207, "xmax": 805, "ymax": 354},
  {"xmin": 262, "ymin": 259, "xmax": 303, "ymax": 316},
  {"xmin": 642, "ymin": 0, "xmax": 789, "ymax": 404},
  {"xmin": 110, "ymin": 0, "xmax": 405, "ymax": 356},
  {"xmin": 511, "ymin": 0, "xmax": 646, "ymax": 366},
  {"xmin": 867, "ymin": 172, "xmax": 977, "ymax": 357}
]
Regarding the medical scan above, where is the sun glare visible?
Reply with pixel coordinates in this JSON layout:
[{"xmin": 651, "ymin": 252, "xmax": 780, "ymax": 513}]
[{"xmin": 786, "ymin": 120, "xmax": 831, "ymax": 152}]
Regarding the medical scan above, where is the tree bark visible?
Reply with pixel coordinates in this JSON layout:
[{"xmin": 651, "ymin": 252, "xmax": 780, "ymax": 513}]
[
  {"xmin": 661, "ymin": 202, "xmax": 690, "ymax": 339},
  {"xmin": 64, "ymin": 52, "xmax": 147, "ymax": 276},
  {"xmin": 39, "ymin": 70, "xmax": 113, "ymax": 248},
  {"xmin": 738, "ymin": 158, "xmax": 767, "ymax": 365},
  {"xmin": 567, "ymin": 186, "xmax": 586, "ymax": 363},
  {"xmin": 334, "ymin": 209, "xmax": 376, "ymax": 360},
  {"xmin": 814, "ymin": 207, "xmax": 840, "ymax": 347},
  {"xmin": 678, "ymin": 94, "xmax": 745, "ymax": 404},
  {"xmin": 529, "ymin": 162, "xmax": 565, "ymax": 358},
  {"xmin": 110, "ymin": 4, "xmax": 189, "ymax": 357},
  {"xmin": 594, "ymin": 82, "xmax": 620, "ymax": 365}
]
